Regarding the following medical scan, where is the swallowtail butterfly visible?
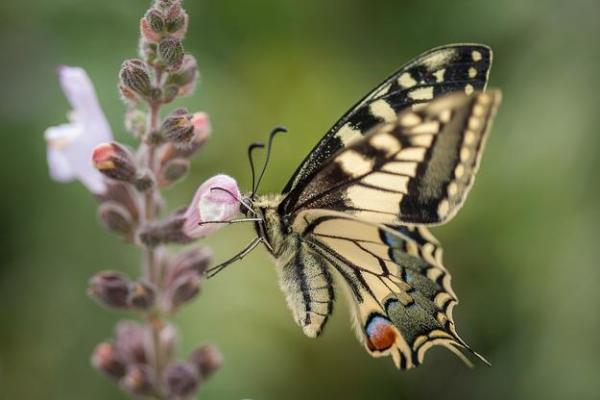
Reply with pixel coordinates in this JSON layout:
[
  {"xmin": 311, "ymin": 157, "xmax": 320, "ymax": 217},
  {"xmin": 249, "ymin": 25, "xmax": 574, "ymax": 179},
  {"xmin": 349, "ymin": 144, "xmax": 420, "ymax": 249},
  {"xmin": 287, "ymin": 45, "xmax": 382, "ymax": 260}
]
[{"xmin": 209, "ymin": 44, "xmax": 501, "ymax": 369}]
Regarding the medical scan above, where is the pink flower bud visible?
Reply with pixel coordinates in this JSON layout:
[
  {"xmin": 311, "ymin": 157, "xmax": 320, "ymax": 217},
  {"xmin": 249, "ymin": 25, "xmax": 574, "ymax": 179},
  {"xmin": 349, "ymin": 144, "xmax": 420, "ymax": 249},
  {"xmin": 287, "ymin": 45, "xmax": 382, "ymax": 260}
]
[
  {"xmin": 121, "ymin": 364, "xmax": 154, "ymax": 396},
  {"xmin": 115, "ymin": 320, "xmax": 148, "ymax": 364},
  {"xmin": 88, "ymin": 271, "xmax": 131, "ymax": 309},
  {"xmin": 92, "ymin": 142, "xmax": 137, "ymax": 183},
  {"xmin": 91, "ymin": 342, "xmax": 126, "ymax": 379},
  {"xmin": 164, "ymin": 362, "xmax": 200, "ymax": 398},
  {"xmin": 165, "ymin": 54, "xmax": 198, "ymax": 97},
  {"xmin": 190, "ymin": 112, "xmax": 210, "ymax": 140},
  {"xmin": 165, "ymin": 247, "xmax": 212, "ymax": 286},
  {"xmin": 140, "ymin": 9, "xmax": 164, "ymax": 43},
  {"xmin": 160, "ymin": 108, "xmax": 194, "ymax": 145},
  {"xmin": 119, "ymin": 59, "xmax": 152, "ymax": 100},
  {"xmin": 182, "ymin": 174, "xmax": 240, "ymax": 238},
  {"xmin": 158, "ymin": 114, "xmax": 209, "ymax": 166},
  {"xmin": 158, "ymin": 158, "xmax": 189, "ymax": 187},
  {"xmin": 158, "ymin": 37, "xmax": 184, "ymax": 70},
  {"xmin": 189, "ymin": 344, "xmax": 223, "ymax": 379},
  {"xmin": 127, "ymin": 279, "xmax": 156, "ymax": 310},
  {"xmin": 97, "ymin": 201, "xmax": 136, "ymax": 241},
  {"xmin": 163, "ymin": 271, "xmax": 201, "ymax": 312}
]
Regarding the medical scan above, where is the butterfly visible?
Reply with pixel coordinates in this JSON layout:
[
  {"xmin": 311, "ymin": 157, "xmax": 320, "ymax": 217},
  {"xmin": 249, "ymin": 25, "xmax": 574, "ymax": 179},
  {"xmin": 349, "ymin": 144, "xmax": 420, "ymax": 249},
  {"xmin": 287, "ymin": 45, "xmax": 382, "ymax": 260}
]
[{"xmin": 208, "ymin": 44, "xmax": 501, "ymax": 369}]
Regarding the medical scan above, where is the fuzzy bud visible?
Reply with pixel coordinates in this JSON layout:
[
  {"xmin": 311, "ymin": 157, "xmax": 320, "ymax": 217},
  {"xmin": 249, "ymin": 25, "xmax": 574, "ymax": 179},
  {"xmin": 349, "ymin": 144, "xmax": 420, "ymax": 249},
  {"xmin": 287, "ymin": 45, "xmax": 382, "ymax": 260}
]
[
  {"xmin": 158, "ymin": 158, "xmax": 189, "ymax": 187},
  {"xmin": 91, "ymin": 342, "xmax": 127, "ymax": 379},
  {"xmin": 166, "ymin": 247, "xmax": 212, "ymax": 286},
  {"xmin": 166, "ymin": 10, "xmax": 188, "ymax": 39},
  {"xmin": 119, "ymin": 59, "xmax": 152, "ymax": 100},
  {"xmin": 92, "ymin": 142, "xmax": 137, "ymax": 183},
  {"xmin": 88, "ymin": 271, "xmax": 131, "ymax": 309},
  {"xmin": 133, "ymin": 170, "xmax": 155, "ymax": 192},
  {"xmin": 139, "ymin": 41, "xmax": 159, "ymax": 66},
  {"xmin": 165, "ymin": 54, "xmax": 198, "ymax": 97},
  {"xmin": 159, "ymin": 113, "xmax": 210, "ymax": 166},
  {"xmin": 140, "ymin": 9, "xmax": 164, "ymax": 43},
  {"xmin": 189, "ymin": 344, "xmax": 223, "ymax": 379},
  {"xmin": 164, "ymin": 271, "xmax": 201, "ymax": 312},
  {"xmin": 164, "ymin": 362, "xmax": 200, "ymax": 398},
  {"xmin": 127, "ymin": 279, "xmax": 156, "ymax": 310},
  {"xmin": 160, "ymin": 108, "xmax": 194, "ymax": 145},
  {"xmin": 121, "ymin": 364, "xmax": 154, "ymax": 396},
  {"xmin": 138, "ymin": 209, "xmax": 192, "ymax": 247},
  {"xmin": 158, "ymin": 37, "xmax": 184, "ymax": 70},
  {"xmin": 97, "ymin": 182, "xmax": 140, "ymax": 224},
  {"xmin": 97, "ymin": 201, "xmax": 135, "ymax": 238},
  {"xmin": 115, "ymin": 320, "xmax": 148, "ymax": 364},
  {"xmin": 125, "ymin": 109, "xmax": 147, "ymax": 138},
  {"xmin": 157, "ymin": 0, "xmax": 181, "ymax": 10},
  {"xmin": 162, "ymin": 83, "xmax": 179, "ymax": 104}
]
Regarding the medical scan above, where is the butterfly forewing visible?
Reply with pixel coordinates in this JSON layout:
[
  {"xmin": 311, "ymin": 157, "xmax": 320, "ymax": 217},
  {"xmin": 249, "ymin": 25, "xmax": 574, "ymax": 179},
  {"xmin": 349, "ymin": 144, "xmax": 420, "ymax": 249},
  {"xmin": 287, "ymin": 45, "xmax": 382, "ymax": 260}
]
[
  {"xmin": 286, "ymin": 90, "xmax": 501, "ymax": 225},
  {"xmin": 282, "ymin": 44, "xmax": 492, "ymax": 207}
]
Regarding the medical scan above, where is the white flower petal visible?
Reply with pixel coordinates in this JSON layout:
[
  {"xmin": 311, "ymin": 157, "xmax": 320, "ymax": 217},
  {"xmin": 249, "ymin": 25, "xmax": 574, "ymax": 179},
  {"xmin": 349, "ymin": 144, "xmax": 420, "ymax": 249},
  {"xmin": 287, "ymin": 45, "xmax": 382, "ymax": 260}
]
[
  {"xmin": 46, "ymin": 66, "xmax": 113, "ymax": 194},
  {"xmin": 44, "ymin": 123, "xmax": 81, "ymax": 149},
  {"xmin": 47, "ymin": 147, "xmax": 76, "ymax": 182},
  {"xmin": 58, "ymin": 66, "xmax": 113, "ymax": 143}
]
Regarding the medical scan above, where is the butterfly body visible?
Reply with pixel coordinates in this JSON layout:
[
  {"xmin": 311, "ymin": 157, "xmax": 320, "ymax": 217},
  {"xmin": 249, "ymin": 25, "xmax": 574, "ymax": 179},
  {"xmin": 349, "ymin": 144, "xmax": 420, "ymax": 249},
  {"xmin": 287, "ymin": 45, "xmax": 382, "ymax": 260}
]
[{"xmin": 237, "ymin": 44, "xmax": 501, "ymax": 369}]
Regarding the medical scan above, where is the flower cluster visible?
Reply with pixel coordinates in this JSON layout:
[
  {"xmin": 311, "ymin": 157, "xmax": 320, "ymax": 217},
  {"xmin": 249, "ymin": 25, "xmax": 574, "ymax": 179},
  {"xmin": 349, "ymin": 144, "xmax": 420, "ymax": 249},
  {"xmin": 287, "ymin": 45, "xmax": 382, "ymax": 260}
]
[
  {"xmin": 45, "ymin": 1, "xmax": 239, "ymax": 398},
  {"xmin": 91, "ymin": 321, "xmax": 222, "ymax": 397}
]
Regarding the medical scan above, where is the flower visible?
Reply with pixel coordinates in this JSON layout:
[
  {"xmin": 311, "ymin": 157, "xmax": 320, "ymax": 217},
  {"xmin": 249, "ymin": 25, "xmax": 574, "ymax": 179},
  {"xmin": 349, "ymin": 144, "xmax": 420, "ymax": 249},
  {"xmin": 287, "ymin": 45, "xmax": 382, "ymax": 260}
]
[
  {"xmin": 182, "ymin": 174, "xmax": 240, "ymax": 238},
  {"xmin": 44, "ymin": 66, "xmax": 113, "ymax": 194},
  {"xmin": 190, "ymin": 112, "xmax": 210, "ymax": 142}
]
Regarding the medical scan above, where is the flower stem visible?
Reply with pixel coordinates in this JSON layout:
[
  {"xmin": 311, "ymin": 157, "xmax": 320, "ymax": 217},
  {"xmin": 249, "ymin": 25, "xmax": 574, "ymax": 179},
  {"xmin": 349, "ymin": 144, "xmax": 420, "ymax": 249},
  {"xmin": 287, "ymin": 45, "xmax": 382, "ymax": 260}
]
[{"xmin": 144, "ymin": 93, "xmax": 165, "ymax": 398}]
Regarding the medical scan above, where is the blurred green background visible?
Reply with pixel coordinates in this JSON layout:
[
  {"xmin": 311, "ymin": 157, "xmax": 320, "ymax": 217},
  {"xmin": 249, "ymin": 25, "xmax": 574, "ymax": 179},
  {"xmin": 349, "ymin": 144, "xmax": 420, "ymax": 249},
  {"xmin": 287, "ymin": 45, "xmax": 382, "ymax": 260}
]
[{"xmin": 1, "ymin": 0, "xmax": 600, "ymax": 399}]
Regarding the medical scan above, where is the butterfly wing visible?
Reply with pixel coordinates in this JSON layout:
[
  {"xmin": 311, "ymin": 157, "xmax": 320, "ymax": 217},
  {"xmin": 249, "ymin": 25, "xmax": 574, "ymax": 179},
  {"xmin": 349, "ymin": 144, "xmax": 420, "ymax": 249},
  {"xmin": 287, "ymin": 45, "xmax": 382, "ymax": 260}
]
[
  {"xmin": 294, "ymin": 211, "xmax": 487, "ymax": 369},
  {"xmin": 283, "ymin": 90, "xmax": 501, "ymax": 225},
  {"xmin": 281, "ymin": 44, "xmax": 493, "ymax": 203}
]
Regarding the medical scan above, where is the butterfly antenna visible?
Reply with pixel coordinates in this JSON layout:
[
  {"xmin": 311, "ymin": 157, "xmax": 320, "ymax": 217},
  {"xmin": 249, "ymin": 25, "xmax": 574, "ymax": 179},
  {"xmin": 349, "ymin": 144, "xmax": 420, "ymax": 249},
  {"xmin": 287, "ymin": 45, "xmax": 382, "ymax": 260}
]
[
  {"xmin": 253, "ymin": 126, "xmax": 287, "ymax": 195},
  {"xmin": 248, "ymin": 142, "xmax": 265, "ymax": 198}
]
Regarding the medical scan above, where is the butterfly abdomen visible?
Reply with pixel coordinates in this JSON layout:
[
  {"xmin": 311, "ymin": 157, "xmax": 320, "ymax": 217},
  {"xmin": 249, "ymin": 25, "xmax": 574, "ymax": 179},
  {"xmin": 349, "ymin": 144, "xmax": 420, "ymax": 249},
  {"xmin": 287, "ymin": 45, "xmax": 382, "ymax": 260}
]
[{"xmin": 275, "ymin": 236, "xmax": 336, "ymax": 338}]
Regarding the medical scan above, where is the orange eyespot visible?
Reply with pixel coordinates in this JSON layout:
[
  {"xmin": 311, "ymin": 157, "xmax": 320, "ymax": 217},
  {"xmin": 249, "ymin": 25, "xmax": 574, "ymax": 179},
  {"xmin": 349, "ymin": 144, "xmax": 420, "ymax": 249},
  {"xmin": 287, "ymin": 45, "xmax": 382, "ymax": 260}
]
[{"xmin": 365, "ymin": 316, "xmax": 396, "ymax": 351}]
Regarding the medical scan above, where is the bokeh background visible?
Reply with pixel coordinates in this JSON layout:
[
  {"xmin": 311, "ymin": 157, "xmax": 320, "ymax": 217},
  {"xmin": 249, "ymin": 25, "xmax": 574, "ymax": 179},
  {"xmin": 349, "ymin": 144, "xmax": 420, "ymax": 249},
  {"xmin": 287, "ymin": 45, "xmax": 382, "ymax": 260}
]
[{"xmin": 2, "ymin": 0, "xmax": 600, "ymax": 399}]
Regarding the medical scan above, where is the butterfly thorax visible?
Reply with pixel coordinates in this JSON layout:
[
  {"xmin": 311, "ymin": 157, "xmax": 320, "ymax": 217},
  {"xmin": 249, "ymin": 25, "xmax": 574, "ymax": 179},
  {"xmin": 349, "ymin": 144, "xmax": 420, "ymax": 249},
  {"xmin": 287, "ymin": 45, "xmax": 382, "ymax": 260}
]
[{"xmin": 245, "ymin": 193, "xmax": 295, "ymax": 259}]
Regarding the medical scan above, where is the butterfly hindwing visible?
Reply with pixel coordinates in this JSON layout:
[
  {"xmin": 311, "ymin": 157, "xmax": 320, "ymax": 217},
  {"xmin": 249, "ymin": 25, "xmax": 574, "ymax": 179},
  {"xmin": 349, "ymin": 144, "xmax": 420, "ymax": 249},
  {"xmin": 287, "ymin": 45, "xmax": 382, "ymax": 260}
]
[
  {"xmin": 294, "ymin": 212, "xmax": 486, "ymax": 369},
  {"xmin": 285, "ymin": 90, "xmax": 501, "ymax": 225},
  {"xmin": 282, "ymin": 44, "xmax": 493, "ymax": 205}
]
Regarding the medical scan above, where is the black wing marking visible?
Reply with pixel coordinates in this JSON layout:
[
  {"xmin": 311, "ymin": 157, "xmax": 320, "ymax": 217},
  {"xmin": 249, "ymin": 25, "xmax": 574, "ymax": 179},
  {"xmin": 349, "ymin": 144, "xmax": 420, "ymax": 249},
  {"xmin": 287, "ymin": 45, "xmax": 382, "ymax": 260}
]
[
  {"xmin": 297, "ymin": 212, "xmax": 487, "ymax": 369},
  {"xmin": 285, "ymin": 90, "xmax": 501, "ymax": 225},
  {"xmin": 281, "ymin": 44, "xmax": 493, "ymax": 210}
]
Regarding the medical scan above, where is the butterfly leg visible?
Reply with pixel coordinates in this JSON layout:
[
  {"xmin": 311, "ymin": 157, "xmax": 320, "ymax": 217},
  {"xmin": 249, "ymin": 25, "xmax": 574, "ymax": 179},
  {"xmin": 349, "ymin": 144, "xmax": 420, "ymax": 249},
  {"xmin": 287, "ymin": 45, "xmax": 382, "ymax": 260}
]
[{"xmin": 206, "ymin": 237, "xmax": 263, "ymax": 278}]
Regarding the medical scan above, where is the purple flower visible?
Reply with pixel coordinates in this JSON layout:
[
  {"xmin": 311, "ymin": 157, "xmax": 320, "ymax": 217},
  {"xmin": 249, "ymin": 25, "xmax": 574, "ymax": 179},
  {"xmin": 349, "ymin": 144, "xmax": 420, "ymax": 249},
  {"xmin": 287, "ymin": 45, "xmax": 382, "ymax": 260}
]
[
  {"xmin": 44, "ymin": 66, "xmax": 113, "ymax": 194},
  {"xmin": 182, "ymin": 174, "xmax": 240, "ymax": 238}
]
